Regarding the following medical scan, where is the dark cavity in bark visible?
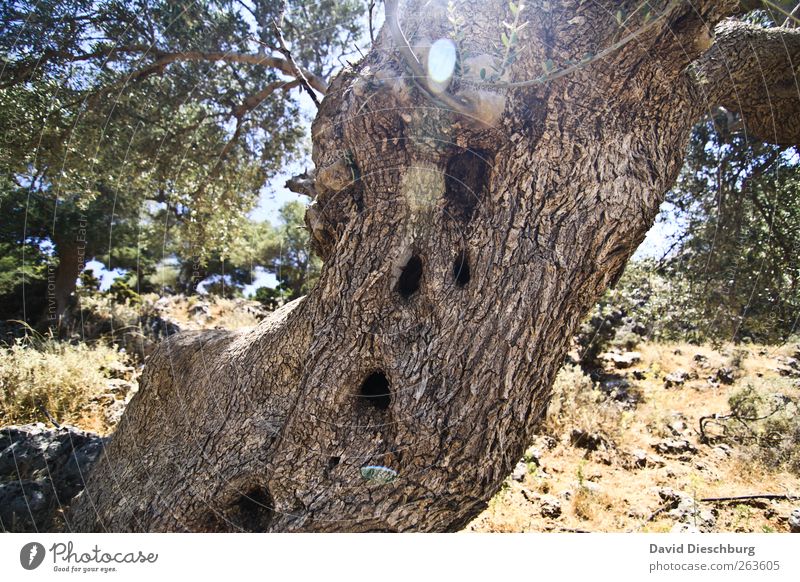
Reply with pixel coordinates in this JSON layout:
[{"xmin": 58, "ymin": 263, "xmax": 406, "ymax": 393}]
[
  {"xmin": 444, "ymin": 149, "xmax": 492, "ymax": 223},
  {"xmin": 453, "ymin": 250, "xmax": 471, "ymax": 287},
  {"xmin": 359, "ymin": 371, "xmax": 392, "ymax": 411},
  {"xmin": 228, "ymin": 487, "xmax": 274, "ymax": 532},
  {"xmin": 397, "ymin": 255, "xmax": 423, "ymax": 298}
]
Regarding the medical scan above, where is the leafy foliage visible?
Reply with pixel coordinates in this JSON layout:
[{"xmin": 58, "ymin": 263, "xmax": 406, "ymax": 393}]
[
  {"xmin": 662, "ymin": 115, "xmax": 800, "ymax": 343},
  {"xmin": 0, "ymin": 0, "xmax": 361, "ymax": 322}
]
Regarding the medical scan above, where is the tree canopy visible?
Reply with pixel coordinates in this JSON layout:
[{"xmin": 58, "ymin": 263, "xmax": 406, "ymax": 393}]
[{"xmin": 0, "ymin": 0, "xmax": 362, "ymax": 322}]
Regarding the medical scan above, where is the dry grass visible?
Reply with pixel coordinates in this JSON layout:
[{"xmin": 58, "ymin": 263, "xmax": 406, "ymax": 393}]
[
  {"xmin": 0, "ymin": 334, "xmax": 133, "ymax": 433},
  {"xmin": 469, "ymin": 341, "xmax": 800, "ymax": 533}
]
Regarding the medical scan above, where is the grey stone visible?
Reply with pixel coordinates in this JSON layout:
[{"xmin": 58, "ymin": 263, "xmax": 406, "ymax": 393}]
[
  {"xmin": 789, "ymin": 509, "xmax": 800, "ymax": 533},
  {"xmin": 671, "ymin": 523, "xmax": 701, "ymax": 534},
  {"xmin": 539, "ymin": 494, "xmax": 562, "ymax": 518},
  {"xmin": 570, "ymin": 429, "xmax": 608, "ymax": 451},
  {"xmin": 511, "ymin": 461, "xmax": 528, "ymax": 482},
  {"xmin": 658, "ymin": 488, "xmax": 716, "ymax": 531},
  {"xmin": 654, "ymin": 439, "xmax": 697, "ymax": 456},
  {"xmin": 603, "ymin": 351, "xmax": 642, "ymax": 369},
  {"xmin": 716, "ymin": 367, "xmax": 735, "ymax": 385},
  {"xmin": 0, "ymin": 424, "xmax": 107, "ymax": 532},
  {"xmin": 664, "ymin": 370, "xmax": 690, "ymax": 388}
]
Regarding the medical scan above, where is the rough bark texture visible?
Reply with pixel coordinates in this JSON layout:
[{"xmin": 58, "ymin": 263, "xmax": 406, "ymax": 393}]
[
  {"xmin": 52, "ymin": 239, "xmax": 82, "ymax": 325},
  {"xmin": 692, "ymin": 20, "xmax": 800, "ymax": 146},
  {"xmin": 64, "ymin": 0, "xmax": 799, "ymax": 532}
]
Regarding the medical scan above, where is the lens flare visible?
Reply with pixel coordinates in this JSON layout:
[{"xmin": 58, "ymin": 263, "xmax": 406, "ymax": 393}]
[{"xmin": 427, "ymin": 38, "xmax": 457, "ymax": 89}]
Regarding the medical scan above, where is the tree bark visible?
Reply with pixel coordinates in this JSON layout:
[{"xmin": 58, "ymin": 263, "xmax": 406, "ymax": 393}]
[
  {"xmin": 52, "ymin": 239, "xmax": 83, "ymax": 328},
  {"xmin": 68, "ymin": 0, "xmax": 799, "ymax": 532}
]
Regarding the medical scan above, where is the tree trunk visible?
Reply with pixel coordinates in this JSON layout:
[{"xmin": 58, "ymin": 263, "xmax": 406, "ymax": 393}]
[
  {"xmin": 51, "ymin": 238, "xmax": 82, "ymax": 328},
  {"xmin": 68, "ymin": 0, "xmax": 800, "ymax": 532}
]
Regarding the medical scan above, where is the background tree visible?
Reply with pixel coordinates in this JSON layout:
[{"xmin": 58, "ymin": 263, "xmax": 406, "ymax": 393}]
[
  {"xmin": 663, "ymin": 113, "xmax": 800, "ymax": 343},
  {"xmin": 0, "ymin": 0, "xmax": 362, "ymax": 324},
  {"xmin": 253, "ymin": 200, "xmax": 321, "ymax": 306}
]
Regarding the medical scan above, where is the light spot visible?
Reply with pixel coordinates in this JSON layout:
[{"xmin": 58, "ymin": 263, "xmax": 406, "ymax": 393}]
[{"xmin": 427, "ymin": 38, "xmax": 457, "ymax": 91}]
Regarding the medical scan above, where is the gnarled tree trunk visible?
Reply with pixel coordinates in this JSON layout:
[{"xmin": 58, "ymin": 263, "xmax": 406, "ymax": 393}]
[{"xmin": 68, "ymin": 0, "xmax": 800, "ymax": 531}]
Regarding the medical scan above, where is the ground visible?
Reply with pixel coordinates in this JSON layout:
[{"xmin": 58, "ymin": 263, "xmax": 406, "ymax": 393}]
[
  {"xmin": 2, "ymin": 296, "xmax": 799, "ymax": 532},
  {"xmin": 468, "ymin": 343, "xmax": 800, "ymax": 533}
]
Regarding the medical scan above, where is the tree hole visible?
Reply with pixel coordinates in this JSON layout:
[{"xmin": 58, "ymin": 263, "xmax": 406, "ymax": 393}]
[
  {"xmin": 453, "ymin": 251, "xmax": 471, "ymax": 287},
  {"xmin": 444, "ymin": 149, "xmax": 492, "ymax": 223},
  {"xmin": 396, "ymin": 255, "xmax": 423, "ymax": 298},
  {"xmin": 360, "ymin": 371, "xmax": 391, "ymax": 410},
  {"xmin": 229, "ymin": 487, "xmax": 274, "ymax": 532}
]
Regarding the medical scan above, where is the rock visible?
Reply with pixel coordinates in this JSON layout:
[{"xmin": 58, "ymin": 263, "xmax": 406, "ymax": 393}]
[
  {"xmin": 693, "ymin": 353, "xmax": 708, "ymax": 363},
  {"xmin": 654, "ymin": 439, "xmax": 698, "ymax": 456},
  {"xmin": 539, "ymin": 495, "xmax": 562, "ymax": 518},
  {"xmin": 600, "ymin": 377, "xmax": 641, "ymax": 409},
  {"xmin": 712, "ymin": 444, "xmax": 733, "ymax": 458},
  {"xmin": 143, "ymin": 314, "xmax": 180, "ymax": 340},
  {"xmin": 523, "ymin": 446, "xmax": 542, "ymax": 465},
  {"xmin": 189, "ymin": 302, "xmax": 211, "ymax": 318},
  {"xmin": 101, "ymin": 360, "xmax": 136, "ymax": 380},
  {"xmin": 569, "ymin": 429, "xmax": 608, "ymax": 451},
  {"xmin": 776, "ymin": 365, "xmax": 799, "ymax": 378},
  {"xmin": 671, "ymin": 523, "xmax": 702, "ymax": 533},
  {"xmin": 536, "ymin": 435, "xmax": 558, "ymax": 450},
  {"xmin": 668, "ymin": 420, "xmax": 689, "ymax": 436},
  {"xmin": 790, "ymin": 509, "xmax": 800, "ymax": 533},
  {"xmin": 602, "ymin": 351, "xmax": 642, "ymax": 369},
  {"xmin": 103, "ymin": 400, "xmax": 128, "ymax": 426},
  {"xmin": 0, "ymin": 424, "xmax": 107, "ymax": 532},
  {"xmin": 521, "ymin": 489, "xmax": 562, "ymax": 518},
  {"xmin": 630, "ymin": 448, "xmax": 648, "ymax": 466},
  {"xmin": 579, "ymin": 481, "xmax": 602, "ymax": 493},
  {"xmin": 658, "ymin": 488, "xmax": 716, "ymax": 531},
  {"xmin": 511, "ymin": 461, "xmax": 528, "ymax": 482},
  {"xmin": 106, "ymin": 378, "xmax": 136, "ymax": 397},
  {"xmin": 627, "ymin": 448, "xmax": 665, "ymax": 469},
  {"xmin": 664, "ymin": 370, "xmax": 690, "ymax": 388},
  {"xmin": 715, "ymin": 367, "xmax": 735, "ymax": 385}
]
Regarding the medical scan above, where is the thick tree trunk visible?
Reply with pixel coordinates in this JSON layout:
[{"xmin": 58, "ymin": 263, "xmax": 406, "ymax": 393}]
[
  {"xmin": 68, "ymin": 0, "xmax": 800, "ymax": 532},
  {"xmin": 52, "ymin": 239, "xmax": 82, "ymax": 328}
]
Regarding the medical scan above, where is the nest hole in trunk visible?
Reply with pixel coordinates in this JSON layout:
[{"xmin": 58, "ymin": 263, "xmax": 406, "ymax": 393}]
[
  {"xmin": 444, "ymin": 149, "xmax": 492, "ymax": 223},
  {"xmin": 453, "ymin": 250, "xmax": 471, "ymax": 286},
  {"xmin": 227, "ymin": 486, "xmax": 274, "ymax": 532},
  {"xmin": 359, "ymin": 371, "xmax": 392, "ymax": 411},
  {"xmin": 396, "ymin": 255, "xmax": 423, "ymax": 299}
]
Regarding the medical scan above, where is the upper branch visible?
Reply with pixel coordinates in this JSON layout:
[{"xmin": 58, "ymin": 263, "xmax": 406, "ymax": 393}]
[
  {"xmin": 690, "ymin": 20, "xmax": 800, "ymax": 146},
  {"xmin": 1, "ymin": 45, "xmax": 328, "ymax": 94}
]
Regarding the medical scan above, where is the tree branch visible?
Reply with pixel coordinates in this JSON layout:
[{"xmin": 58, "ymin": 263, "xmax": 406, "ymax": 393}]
[
  {"xmin": 1, "ymin": 44, "xmax": 328, "ymax": 94},
  {"xmin": 690, "ymin": 21, "xmax": 800, "ymax": 146},
  {"xmin": 270, "ymin": 18, "xmax": 321, "ymax": 108}
]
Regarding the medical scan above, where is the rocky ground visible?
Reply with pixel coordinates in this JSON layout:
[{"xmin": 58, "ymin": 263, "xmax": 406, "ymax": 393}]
[
  {"xmin": 2, "ymin": 295, "xmax": 799, "ymax": 532},
  {"xmin": 468, "ymin": 343, "xmax": 800, "ymax": 533}
]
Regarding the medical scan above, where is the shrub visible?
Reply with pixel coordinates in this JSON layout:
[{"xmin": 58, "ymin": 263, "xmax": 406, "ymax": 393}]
[
  {"xmin": 0, "ymin": 334, "xmax": 130, "ymax": 432},
  {"xmin": 715, "ymin": 385, "xmax": 800, "ymax": 475},
  {"xmin": 545, "ymin": 364, "xmax": 623, "ymax": 443}
]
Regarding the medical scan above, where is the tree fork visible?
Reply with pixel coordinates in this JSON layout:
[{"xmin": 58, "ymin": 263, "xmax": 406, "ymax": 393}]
[{"xmin": 68, "ymin": 0, "xmax": 800, "ymax": 532}]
